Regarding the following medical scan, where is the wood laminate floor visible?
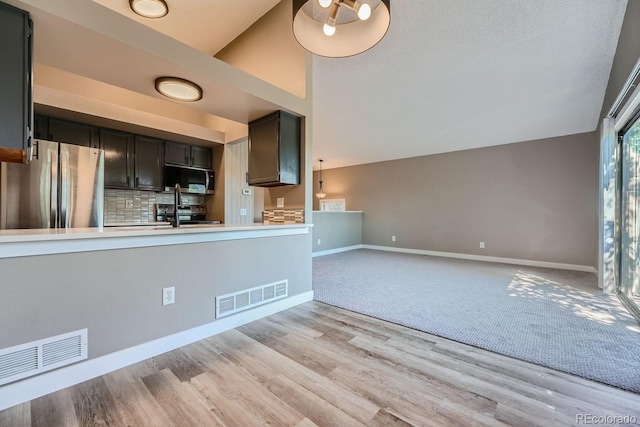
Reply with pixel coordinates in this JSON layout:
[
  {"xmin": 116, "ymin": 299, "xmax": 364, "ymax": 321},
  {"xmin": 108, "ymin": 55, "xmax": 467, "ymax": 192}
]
[{"xmin": 1, "ymin": 301, "xmax": 639, "ymax": 426}]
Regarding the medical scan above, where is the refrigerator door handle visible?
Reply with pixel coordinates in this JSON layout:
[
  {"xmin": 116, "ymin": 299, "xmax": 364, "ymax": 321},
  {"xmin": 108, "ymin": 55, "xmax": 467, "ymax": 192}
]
[
  {"xmin": 50, "ymin": 149, "xmax": 58, "ymax": 228},
  {"xmin": 60, "ymin": 150, "xmax": 69, "ymax": 228}
]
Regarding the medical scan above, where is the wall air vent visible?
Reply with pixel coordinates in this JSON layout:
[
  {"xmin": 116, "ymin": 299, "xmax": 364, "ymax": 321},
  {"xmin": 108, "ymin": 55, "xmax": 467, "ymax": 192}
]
[
  {"xmin": 216, "ymin": 280, "xmax": 288, "ymax": 318},
  {"xmin": 0, "ymin": 329, "xmax": 87, "ymax": 386}
]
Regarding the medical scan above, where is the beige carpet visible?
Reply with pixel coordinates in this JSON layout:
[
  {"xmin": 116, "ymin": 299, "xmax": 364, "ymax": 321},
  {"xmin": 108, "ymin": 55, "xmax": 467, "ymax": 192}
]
[{"xmin": 313, "ymin": 249, "xmax": 640, "ymax": 393}]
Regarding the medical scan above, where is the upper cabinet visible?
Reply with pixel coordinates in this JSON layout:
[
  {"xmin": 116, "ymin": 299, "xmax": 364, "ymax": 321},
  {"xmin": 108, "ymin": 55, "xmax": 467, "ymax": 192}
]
[
  {"xmin": 0, "ymin": 2, "xmax": 32, "ymax": 164},
  {"xmin": 165, "ymin": 140, "xmax": 212, "ymax": 170},
  {"xmin": 134, "ymin": 135, "xmax": 164, "ymax": 191},
  {"xmin": 101, "ymin": 128, "xmax": 133, "ymax": 189},
  {"xmin": 48, "ymin": 118, "xmax": 99, "ymax": 149},
  {"xmin": 248, "ymin": 111, "xmax": 300, "ymax": 187}
]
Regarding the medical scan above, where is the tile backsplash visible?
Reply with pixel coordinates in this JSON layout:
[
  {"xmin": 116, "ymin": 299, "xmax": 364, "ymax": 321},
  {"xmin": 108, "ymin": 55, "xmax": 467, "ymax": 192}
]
[
  {"xmin": 104, "ymin": 189, "xmax": 205, "ymax": 225},
  {"xmin": 263, "ymin": 209, "xmax": 305, "ymax": 224}
]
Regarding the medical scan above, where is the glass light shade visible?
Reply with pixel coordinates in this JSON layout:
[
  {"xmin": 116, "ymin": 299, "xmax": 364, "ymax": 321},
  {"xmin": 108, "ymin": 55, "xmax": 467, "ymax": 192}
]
[
  {"xmin": 293, "ymin": 0, "xmax": 391, "ymax": 58},
  {"xmin": 323, "ymin": 23, "xmax": 336, "ymax": 36},
  {"xmin": 155, "ymin": 77, "xmax": 203, "ymax": 102},
  {"xmin": 356, "ymin": 3, "xmax": 372, "ymax": 20},
  {"xmin": 129, "ymin": 0, "xmax": 168, "ymax": 19},
  {"xmin": 318, "ymin": 0, "xmax": 333, "ymax": 8},
  {"xmin": 316, "ymin": 191, "xmax": 327, "ymax": 199}
]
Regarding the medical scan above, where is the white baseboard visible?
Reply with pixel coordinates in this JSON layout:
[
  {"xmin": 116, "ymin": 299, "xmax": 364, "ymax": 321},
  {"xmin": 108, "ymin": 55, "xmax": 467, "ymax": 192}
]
[
  {"xmin": 0, "ymin": 290, "xmax": 314, "ymax": 412},
  {"xmin": 312, "ymin": 244, "xmax": 363, "ymax": 257},
  {"xmin": 361, "ymin": 245, "xmax": 597, "ymax": 274}
]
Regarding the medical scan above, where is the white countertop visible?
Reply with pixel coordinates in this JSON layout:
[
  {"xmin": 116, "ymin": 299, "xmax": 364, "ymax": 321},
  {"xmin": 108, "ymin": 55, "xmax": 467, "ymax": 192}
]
[{"xmin": 0, "ymin": 223, "xmax": 312, "ymax": 259}]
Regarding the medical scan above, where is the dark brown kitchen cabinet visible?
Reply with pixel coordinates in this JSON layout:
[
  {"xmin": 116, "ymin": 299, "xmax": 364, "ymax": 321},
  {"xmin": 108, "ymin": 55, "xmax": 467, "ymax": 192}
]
[
  {"xmin": 0, "ymin": 2, "xmax": 32, "ymax": 164},
  {"xmin": 134, "ymin": 135, "xmax": 164, "ymax": 191},
  {"xmin": 33, "ymin": 114, "xmax": 48, "ymax": 140},
  {"xmin": 165, "ymin": 140, "xmax": 212, "ymax": 169},
  {"xmin": 101, "ymin": 128, "xmax": 133, "ymax": 189},
  {"xmin": 190, "ymin": 145, "xmax": 212, "ymax": 169},
  {"xmin": 165, "ymin": 140, "xmax": 190, "ymax": 166},
  {"xmin": 49, "ymin": 118, "xmax": 99, "ymax": 149},
  {"xmin": 248, "ymin": 110, "xmax": 300, "ymax": 186}
]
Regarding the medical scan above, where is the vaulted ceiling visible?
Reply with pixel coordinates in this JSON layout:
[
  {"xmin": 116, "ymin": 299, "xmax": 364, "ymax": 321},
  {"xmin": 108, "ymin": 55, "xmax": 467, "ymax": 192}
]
[
  {"xmin": 3, "ymin": 0, "xmax": 630, "ymax": 169},
  {"xmin": 312, "ymin": 0, "xmax": 627, "ymax": 168}
]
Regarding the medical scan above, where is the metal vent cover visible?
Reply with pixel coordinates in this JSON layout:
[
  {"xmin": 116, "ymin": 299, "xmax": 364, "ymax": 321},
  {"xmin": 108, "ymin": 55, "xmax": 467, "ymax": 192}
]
[
  {"xmin": 0, "ymin": 329, "xmax": 87, "ymax": 386},
  {"xmin": 216, "ymin": 280, "xmax": 288, "ymax": 318}
]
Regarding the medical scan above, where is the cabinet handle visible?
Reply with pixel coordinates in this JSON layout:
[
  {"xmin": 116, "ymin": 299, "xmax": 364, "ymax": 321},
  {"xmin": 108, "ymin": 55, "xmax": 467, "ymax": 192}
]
[{"xmin": 135, "ymin": 177, "xmax": 139, "ymax": 187}]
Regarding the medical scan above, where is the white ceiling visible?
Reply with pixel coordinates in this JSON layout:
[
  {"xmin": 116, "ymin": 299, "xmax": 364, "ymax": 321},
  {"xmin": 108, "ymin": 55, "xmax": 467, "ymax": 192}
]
[
  {"xmin": 6, "ymin": 0, "xmax": 629, "ymax": 166},
  {"xmin": 313, "ymin": 0, "xmax": 627, "ymax": 169}
]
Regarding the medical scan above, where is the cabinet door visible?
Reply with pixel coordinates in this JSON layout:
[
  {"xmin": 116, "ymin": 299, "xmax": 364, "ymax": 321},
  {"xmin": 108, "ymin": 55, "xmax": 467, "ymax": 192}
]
[
  {"xmin": 34, "ymin": 115, "xmax": 48, "ymax": 140},
  {"xmin": 101, "ymin": 128, "xmax": 133, "ymax": 189},
  {"xmin": 49, "ymin": 118, "xmax": 99, "ymax": 148},
  {"xmin": 0, "ymin": 3, "xmax": 31, "ymax": 161},
  {"xmin": 135, "ymin": 135, "xmax": 164, "ymax": 191},
  {"xmin": 190, "ymin": 145, "xmax": 212, "ymax": 169},
  {"xmin": 165, "ymin": 140, "xmax": 189, "ymax": 166},
  {"xmin": 248, "ymin": 113, "xmax": 280, "ymax": 185}
]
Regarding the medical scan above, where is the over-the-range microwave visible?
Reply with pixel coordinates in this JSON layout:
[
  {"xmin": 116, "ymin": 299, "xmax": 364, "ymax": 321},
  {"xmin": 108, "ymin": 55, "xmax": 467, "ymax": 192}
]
[{"xmin": 163, "ymin": 165, "xmax": 215, "ymax": 194}]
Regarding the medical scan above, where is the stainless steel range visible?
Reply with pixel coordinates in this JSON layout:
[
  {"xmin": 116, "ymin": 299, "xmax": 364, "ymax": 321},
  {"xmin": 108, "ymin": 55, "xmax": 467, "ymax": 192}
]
[{"xmin": 156, "ymin": 204, "xmax": 220, "ymax": 225}]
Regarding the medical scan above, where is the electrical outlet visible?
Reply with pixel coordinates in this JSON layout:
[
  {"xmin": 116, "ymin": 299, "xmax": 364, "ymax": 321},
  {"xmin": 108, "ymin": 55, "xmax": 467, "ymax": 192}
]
[
  {"xmin": 392, "ymin": 235, "xmax": 396, "ymax": 242},
  {"xmin": 125, "ymin": 200, "xmax": 134, "ymax": 209},
  {"xmin": 240, "ymin": 208, "xmax": 247, "ymax": 216},
  {"xmin": 277, "ymin": 197, "xmax": 285, "ymax": 208},
  {"xmin": 317, "ymin": 238, "xmax": 321, "ymax": 245},
  {"xmin": 480, "ymin": 242, "xmax": 485, "ymax": 249},
  {"xmin": 162, "ymin": 286, "xmax": 175, "ymax": 306}
]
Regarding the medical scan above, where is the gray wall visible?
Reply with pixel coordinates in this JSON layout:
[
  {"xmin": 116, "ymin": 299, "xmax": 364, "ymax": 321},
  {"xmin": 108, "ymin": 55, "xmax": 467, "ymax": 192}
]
[
  {"xmin": 598, "ymin": 0, "xmax": 640, "ymax": 122},
  {"xmin": 314, "ymin": 132, "xmax": 597, "ymax": 266},
  {"xmin": 312, "ymin": 212, "xmax": 362, "ymax": 253},
  {"xmin": 0, "ymin": 233, "xmax": 312, "ymax": 358}
]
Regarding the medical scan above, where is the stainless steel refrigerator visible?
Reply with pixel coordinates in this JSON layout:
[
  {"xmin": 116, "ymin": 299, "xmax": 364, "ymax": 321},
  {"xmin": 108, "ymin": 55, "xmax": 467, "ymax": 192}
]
[{"xmin": 0, "ymin": 139, "xmax": 104, "ymax": 229}]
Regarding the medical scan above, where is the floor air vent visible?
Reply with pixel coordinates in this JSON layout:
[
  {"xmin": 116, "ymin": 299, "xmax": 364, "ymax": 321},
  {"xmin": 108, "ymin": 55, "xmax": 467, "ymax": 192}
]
[
  {"xmin": 216, "ymin": 280, "xmax": 288, "ymax": 318},
  {"xmin": 0, "ymin": 329, "xmax": 87, "ymax": 386}
]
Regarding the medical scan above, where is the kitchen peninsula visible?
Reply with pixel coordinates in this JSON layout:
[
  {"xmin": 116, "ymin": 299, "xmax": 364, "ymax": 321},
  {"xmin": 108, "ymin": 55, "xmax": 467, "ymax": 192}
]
[
  {"xmin": 0, "ymin": 0, "xmax": 313, "ymax": 411},
  {"xmin": 0, "ymin": 222, "xmax": 313, "ymax": 410}
]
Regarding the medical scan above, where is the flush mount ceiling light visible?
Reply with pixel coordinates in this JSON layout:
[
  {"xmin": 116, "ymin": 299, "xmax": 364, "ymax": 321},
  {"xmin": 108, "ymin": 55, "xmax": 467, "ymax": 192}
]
[
  {"xmin": 293, "ymin": 0, "xmax": 390, "ymax": 58},
  {"xmin": 130, "ymin": 0, "xmax": 168, "ymax": 19},
  {"xmin": 316, "ymin": 159, "xmax": 326, "ymax": 199},
  {"xmin": 155, "ymin": 77, "xmax": 203, "ymax": 102}
]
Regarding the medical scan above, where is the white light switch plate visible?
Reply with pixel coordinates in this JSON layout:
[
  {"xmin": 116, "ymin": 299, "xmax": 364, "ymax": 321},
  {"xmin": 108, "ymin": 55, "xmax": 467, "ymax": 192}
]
[
  {"xmin": 277, "ymin": 198, "xmax": 284, "ymax": 208},
  {"xmin": 240, "ymin": 208, "xmax": 247, "ymax": 216}
]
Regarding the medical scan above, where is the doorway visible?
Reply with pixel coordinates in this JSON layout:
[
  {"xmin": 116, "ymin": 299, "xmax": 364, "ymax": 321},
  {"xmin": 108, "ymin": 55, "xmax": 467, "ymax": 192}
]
[{"xmin": 618, "ymin": 108, "xmax": 640, "ymax": 320}]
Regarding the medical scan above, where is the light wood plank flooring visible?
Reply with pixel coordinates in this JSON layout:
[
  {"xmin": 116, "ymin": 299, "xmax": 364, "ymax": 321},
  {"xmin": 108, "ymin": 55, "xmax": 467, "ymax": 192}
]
[{"xmin": 1, "ymin": 302, "xmax": 639, "ymax": 426}]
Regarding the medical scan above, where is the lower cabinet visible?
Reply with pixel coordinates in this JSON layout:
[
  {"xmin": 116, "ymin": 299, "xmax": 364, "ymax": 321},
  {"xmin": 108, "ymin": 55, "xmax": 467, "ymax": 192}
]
[{"xmin": 134, "ymin": 135, "xmax": 164, "ymax": 191}]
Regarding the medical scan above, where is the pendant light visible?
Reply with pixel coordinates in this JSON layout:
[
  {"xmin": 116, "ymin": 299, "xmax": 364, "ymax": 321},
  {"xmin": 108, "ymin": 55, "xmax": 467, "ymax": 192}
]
[
  {"xmin": 316, "ymin": 159, "xmax": 326, "ymax": 199},
  {"xmin": 293, "ymin": 0, "xmax": 391, "ymax": 58}
]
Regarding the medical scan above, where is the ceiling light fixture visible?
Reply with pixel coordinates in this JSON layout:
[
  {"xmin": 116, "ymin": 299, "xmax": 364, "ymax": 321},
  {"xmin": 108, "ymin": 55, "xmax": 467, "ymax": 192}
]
[
  {"xmin": 130, "ymin": 0, "xmax": 168, "ymax": 19},
  {"xmin": 293, "ymin": 0, "xmax": 390, "ymax": 58},
  {"xmin": 316, "ymin": 159, "xmax": 326, "ymax": 199},
  {"xmin": 155, "ymin": 77, "xmax": 203, "ymax": 102}
]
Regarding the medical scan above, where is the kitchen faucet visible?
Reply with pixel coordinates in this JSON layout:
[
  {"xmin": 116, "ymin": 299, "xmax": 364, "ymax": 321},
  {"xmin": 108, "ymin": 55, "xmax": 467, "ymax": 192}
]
[{"xmin": 173, "ymin": 183, "xmax": 182, "ymax": 227}]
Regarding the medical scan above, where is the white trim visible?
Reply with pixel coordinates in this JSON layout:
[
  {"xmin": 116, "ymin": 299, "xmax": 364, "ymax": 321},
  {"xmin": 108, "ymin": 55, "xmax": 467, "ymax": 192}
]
[
  {"xmin": 361, "ymin": 245, "xmax": 597, "ymax": 274},
  {"xmin": 0, "ymin": 291, "xmax": 314, "ymax": 411},
  {"xmin": 614, "ymin": 81, "xmax": 640, "ymax": 131},
  {"xmin": 0, "ymin": 225, "xmax": 310, "ymax": 259},
  {"xmin": 312, "ymin": 244, "xmax": 363, "ymax": 257}
]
